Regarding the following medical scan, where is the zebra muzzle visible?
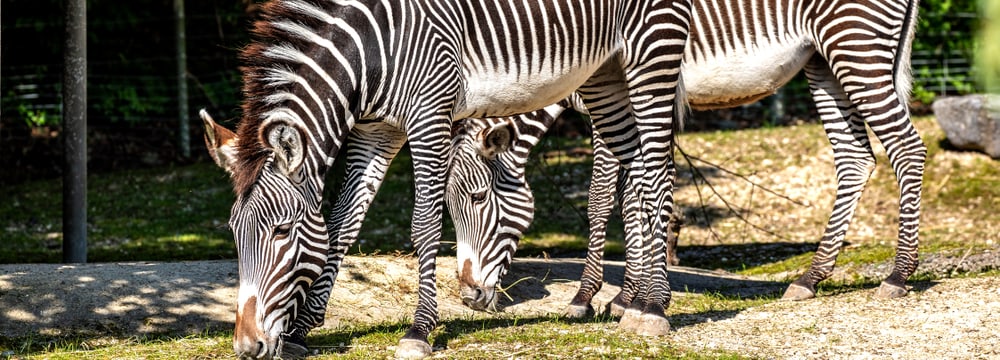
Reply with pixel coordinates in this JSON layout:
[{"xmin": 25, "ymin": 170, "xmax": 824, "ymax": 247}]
[{"xmin": 460, "ymin": 284, "xmax": 497, "ymax": 312}]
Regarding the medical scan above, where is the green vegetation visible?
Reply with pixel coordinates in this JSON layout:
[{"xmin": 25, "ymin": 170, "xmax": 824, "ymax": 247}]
[
  {"xmin": 978, "ymin": 0, "xmax": 1000, "ymax": 92},
  {"xmin": 0, "ymin": 315, "xmax": 756, "ymax": 359}
]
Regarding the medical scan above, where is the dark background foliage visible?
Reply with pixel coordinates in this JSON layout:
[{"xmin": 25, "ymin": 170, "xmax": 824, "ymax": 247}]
[{"xmin": 0, "ymin": 0, "xmax": 983, "ymax": 185}]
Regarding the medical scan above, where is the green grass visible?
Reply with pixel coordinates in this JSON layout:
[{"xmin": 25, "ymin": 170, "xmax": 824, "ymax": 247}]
[
  {"xmin": 0, "ymin": 315, "xmax": 757, "ymax": 359},
  {"xmin": 1, "ymin": 163, "xmax": 237, "ymax": 263},
  {"xmin": 0, "ymin": 288, "xmax": 777, "ymax": 359}
]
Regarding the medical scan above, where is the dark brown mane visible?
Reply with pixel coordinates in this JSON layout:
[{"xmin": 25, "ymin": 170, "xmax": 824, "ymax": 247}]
[{"xmin": 231, "ymin": 0, "xmax": 331, "ymax": 199}]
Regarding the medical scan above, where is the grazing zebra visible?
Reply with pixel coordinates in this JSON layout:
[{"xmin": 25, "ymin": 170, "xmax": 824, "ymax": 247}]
[
  {"xmin": 446, "ymin": 0, "xmax": 925, "ymax": 319},
  {"xmin": 205, "ymin": 0, "xmax": 691, "ymax": 358},
  {"xmin": 446, "ymin": 96, "xmax": 681, "ymax": 317}
]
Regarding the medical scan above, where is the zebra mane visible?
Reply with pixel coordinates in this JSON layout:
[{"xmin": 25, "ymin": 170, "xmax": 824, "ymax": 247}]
[{"xmin": 231, "ymin": 0, "xmax": 334, "ymax": 199}]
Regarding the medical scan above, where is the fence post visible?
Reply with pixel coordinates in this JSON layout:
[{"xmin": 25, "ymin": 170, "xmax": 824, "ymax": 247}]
[
  {"xmin": 63, "ymin": 0, "xmax": 87, "ymax": 263},
  {"xmin": 175, "ymin": 0, "xmax": 190, "ymax": 158},
  {"xmin": 770, "ymin": 87, "xmax": 786, "ymax": 126}
]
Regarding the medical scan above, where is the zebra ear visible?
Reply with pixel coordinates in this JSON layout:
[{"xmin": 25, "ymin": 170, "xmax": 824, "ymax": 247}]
[
  {"xmin": 200, "ymin": 109, "xmax": 239, "ymax": 175},
  {"xmin": 261, "ymin": 120, "xmax": 307, "ymax": 180},
  {"xmin": 477, "ymin": 120, "xmax": 515, "ymax": 159}
]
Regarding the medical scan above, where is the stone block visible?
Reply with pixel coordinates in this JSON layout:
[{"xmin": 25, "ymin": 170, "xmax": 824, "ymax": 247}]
[{"xmin": 932, "ymin": 94, "xmax": 1000, "ymax": 159}]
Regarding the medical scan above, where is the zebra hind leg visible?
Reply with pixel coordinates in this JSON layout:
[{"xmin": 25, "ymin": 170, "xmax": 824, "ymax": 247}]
[{"xmin": 783, "ymin": 56, "xmax": 876, "ymax": 300}]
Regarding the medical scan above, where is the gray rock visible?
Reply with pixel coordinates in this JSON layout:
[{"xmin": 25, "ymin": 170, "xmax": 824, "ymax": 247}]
[{"xmin": 932, "ymin": 94, "xmax": 1000, "ymax": 158}]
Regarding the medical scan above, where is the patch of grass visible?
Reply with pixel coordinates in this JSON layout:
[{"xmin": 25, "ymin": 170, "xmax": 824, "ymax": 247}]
[
  {"xmin": 0, "ymin": 148, "xmax": 455, "ymax": 264},
  {"xmin": 303, "ymin": 315, "xmax": 752, "ymax": 359},
  {"xmin": 1, "ymin": 163, "xmax": 237, "ymax": 263},
  {"xmin": 0, "ymin": 331, "xmax": 233, "ymax": 359},
  {"xmin": 0, "ymin": 315, "xmax": 755, "ymax": 359}
]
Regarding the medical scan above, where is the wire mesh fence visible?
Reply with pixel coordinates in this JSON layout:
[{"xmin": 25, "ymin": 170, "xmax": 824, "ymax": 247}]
[{"xmin": 0, "ymin": 1, "xmax": 985, "ymax": 185}]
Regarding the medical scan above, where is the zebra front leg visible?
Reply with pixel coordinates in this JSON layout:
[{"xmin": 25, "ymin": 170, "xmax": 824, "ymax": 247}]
[
  {"xmin": 575, "ymin": 58, "xmax": 648, "ymax": 320},
  {"xmin": 783, "ymin": 57, "xmax": 877, "ymax": 300},
  {"xmin": 617, "ymin": 0, "xmax": 689, "ymax": 337},
  {"xmin": 566, "ymin": 132, "xmax": 618, "ymax": 318},
  {"xmin": 608, "ymin": 165, "xmax": 683, "ymax": 315},
  {"xmin": 283, "ymin": 124, "xmax": 407, "ymax": 357},
  {"xmin": 607, "ymin": 164, "xmax": 646, "ymax": 317},
  {"xmin": 395, "ymin": 122, "xmax": 453, "ymax": 359}
]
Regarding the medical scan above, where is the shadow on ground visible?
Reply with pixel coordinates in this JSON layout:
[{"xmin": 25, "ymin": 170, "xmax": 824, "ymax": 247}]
[{"xmin": 0, "ymin": 256, "xmax": 786, "ymax": 344}]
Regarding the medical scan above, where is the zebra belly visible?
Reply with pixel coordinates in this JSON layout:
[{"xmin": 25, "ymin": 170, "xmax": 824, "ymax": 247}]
[
  {"xmin": 458, "ymin": 63, "xmax": 605, "ymax": 119},
  {"xmin": 682, "ymin": 38, "xmax": 814, "ymax": 110}
]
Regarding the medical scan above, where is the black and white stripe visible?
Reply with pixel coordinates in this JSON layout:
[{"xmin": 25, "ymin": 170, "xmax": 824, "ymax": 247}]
[
  {"xmin": 445, "ymin": 0, "xmax": 924, "ymax": 323},
  {"xmin": 219, "ymin": 1, "xmax": 692, "ymax": 358}
]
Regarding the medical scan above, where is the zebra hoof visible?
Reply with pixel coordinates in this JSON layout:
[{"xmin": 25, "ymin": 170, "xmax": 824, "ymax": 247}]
[
  {"xmin": 634, "ymin": 313, "xmax": 671, "ymax": 337},
  {"xmin": 563, "ymin": 304, "xmax": 592, "ymax": 318},
  {"xmin": 279, "ymin": 329, "xmax": 309, "ymax": 359},
  {"xmin": 874, "ymin": 282, "xmax": 908, "ymax": 299},
  {"xmin": 279, "ymin": 341, "xmax": 309, "ymax": 360},
  {"xmin": 395, "ymin": 338, "xmax": 432, "ymax": 359},
  {"xmin": 781, "ymin": 283, "xmax": 816, "ymax": 301},
  {"xmin": 617, "ymin": 308, "xmax": 643, "ymax": 331},
  {"xmin": 607, "ymin": 302, "xmax": 627, "ymax": 318}
]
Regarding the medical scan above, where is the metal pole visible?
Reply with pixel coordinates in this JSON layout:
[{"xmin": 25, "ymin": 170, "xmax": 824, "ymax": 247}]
[
  {"xmin": 63, "ymin": 0, "xmax": 87, "ymax": 263},
  {"xmin": 175, "ymin": 0, "xmax": 190, "ymax": 158},
  {"xmin": 770, "ymin": 87, "xmax": 786, "ymax": 126}
]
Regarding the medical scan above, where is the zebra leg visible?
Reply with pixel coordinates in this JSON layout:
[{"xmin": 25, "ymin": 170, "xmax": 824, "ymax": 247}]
[
  {"xmin": 284, "ymin": 124, "xmax": 407, "ymax": 356},
  {"xmin": 565, "ymin": 131, "xmax": 618, "ymax": 318},
  {"xmin": 821, "ymin": 2, "xmax": 925, "ymax": 299},
  {"xmin": 783, "ymin": 56, "xmax": 876, "ymax": 300},
  {"xmin": 609, "ymin": 163, "xmax": 682, "ymax": 315},
  {"xmin": 617, "ymin": 234, "xmax": 654, "ymax": 332},
  {"xmin": 607, "ymin": 164, "xmax": 646, "ymax": 317},
  {"xmin": 667, "ymin": 209, "xmax": 682, "ymax": 267},
  {"xmin": 395, "ymin": 119, "xmax": 453, "ymax": 359},
  {"xmin": 616, "ymin": 0, "xmax": 690, "ymax": 337},
  {"xmin": 850, "ymin": 88, "xmax": 925, "ymax": 298},
  {"xmin": 574, "ymin": 49, "xmax": 651, "ymax": 322}
]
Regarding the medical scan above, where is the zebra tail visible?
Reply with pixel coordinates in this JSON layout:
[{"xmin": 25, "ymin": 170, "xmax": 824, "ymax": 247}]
[
  {"xmin": 674, "ymin": 63, "xmax": 689, "ymax": 134},
  {"xmin": 894, "ymin": 0, "xmax": 921, "ymax": 117}
]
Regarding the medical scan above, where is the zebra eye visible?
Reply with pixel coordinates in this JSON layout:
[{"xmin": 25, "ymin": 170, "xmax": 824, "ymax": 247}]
[
  {"xmin": 471, "ymin": 190, "xmax": 488, "ymax": 203},
  {"xmin": 273, "ymin": 223, "xmax": 292, "ymax": 239}
]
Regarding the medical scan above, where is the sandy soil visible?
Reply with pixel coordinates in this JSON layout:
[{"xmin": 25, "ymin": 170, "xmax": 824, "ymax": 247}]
[{"xmin": 2, "ymin": 256, "xmax": 998, "ymax": 359}]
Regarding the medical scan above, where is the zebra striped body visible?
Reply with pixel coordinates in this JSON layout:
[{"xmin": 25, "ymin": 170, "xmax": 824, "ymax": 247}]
[
  {"xmin": 446, "ymin": 0, "xmax": 925, "ymax": 319},
  {"xmin": 209, "ymin": 1, "xmax": 691, "ymax": 358}
]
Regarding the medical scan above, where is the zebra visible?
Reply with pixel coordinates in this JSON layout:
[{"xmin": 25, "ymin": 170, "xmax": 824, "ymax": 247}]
[
  {"xmin": 446, "ymin": 95, "xmax": 682, "ymax": 316},
  {"xmin": 445, "ymin": 0, "xmax": 925, "ymax": 320},
  {"xmin": 205, "ymin": 0, "xmax": 691, "ymax": 358}
]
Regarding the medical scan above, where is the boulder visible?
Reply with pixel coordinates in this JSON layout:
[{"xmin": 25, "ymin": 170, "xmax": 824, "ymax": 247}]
[{"xmin": 932, "ymin": 94, "xmax": 1000, "ymax": 159}]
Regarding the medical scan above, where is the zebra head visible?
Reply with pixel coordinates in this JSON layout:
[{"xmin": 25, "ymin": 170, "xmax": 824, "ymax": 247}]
[
  {"xmin": 445, "ymin": 104, "xmax": 566, "ymax": 311},
  {"xmin": 202, "ymin": 110, "xmax": 328, "ymax": 359}
]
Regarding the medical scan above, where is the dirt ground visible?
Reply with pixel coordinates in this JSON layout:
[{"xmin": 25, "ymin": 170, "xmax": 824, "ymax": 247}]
[{"xmin": 2, "ymin": 255, "xmax": 998, "ymax": 358}]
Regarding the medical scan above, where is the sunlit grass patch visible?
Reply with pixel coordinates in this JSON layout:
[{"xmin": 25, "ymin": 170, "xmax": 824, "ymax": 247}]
[
  {"xmin": 303, "ymin": 315, "xmax": 750, "ymax": 359},
  {"xmin": 0, "ymin": 332, "xmax": 232, "ymax": 359}
]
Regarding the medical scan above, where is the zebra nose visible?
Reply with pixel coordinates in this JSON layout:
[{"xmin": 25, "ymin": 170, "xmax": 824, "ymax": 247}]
[
  {"xmin": 235, "ymin": 340, "xmax": 269, "ymax": 359},
  {"xmin": 460, "ymin": 284, "xmax": 496, "ymax": 311}
]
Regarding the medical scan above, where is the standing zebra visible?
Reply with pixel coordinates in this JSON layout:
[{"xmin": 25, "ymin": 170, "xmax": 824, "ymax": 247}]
[
  {"xmin": 206, "ymin": 1, "xmax": 691, "ymax": 358},
  {"xmin": 445, "ymin": 0, "xmax": 925, "ymax": 320}
]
